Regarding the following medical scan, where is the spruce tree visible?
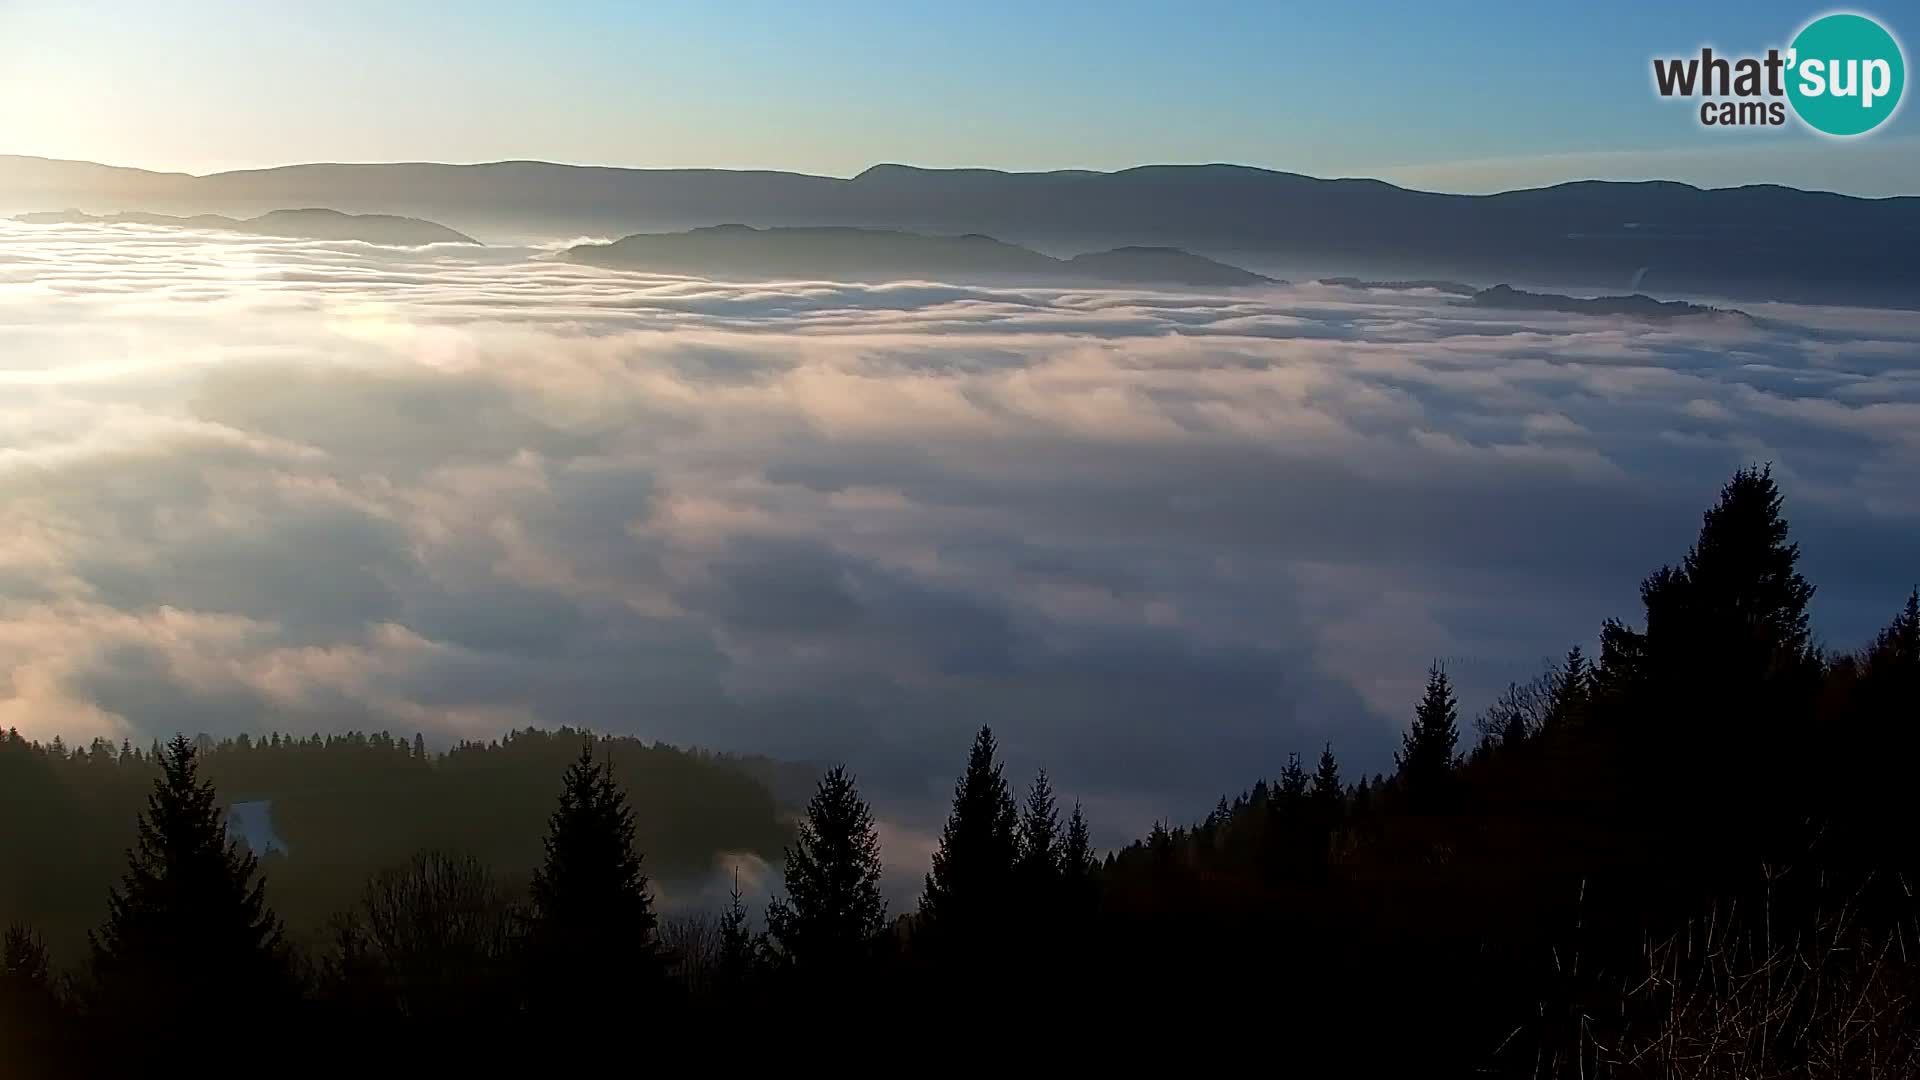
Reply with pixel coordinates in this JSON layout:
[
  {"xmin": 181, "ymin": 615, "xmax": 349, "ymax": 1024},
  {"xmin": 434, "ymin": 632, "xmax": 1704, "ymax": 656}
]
[
  {"xmin": 1279, "ymin": 752, "xmax": 1309, "ymax": 806},
  {"xmin": 1016, "ymin": 767, "xmax": 1062, "ymax": 892},
  {"xmin": 1544, "ymin": 646, "xmax": 1590, "ymax": 729},
  {"xmin": 526, "ymin": 738, "xmax": 660, "ymax": 1015},
  {"xmin": 1396, "ymin": 664, "xmax": 1460, "ymax": 809},
  {"xmin": 766, "ymin": 766, "xmax": 886, "ymax": 972},
  {"xmin": 1866, "ymin": 588, "xmax": 1919, "ymax": 677},
  {"xmin": 1061, "ymin": 802, "xmax": 1096, "ymax": 889},
  {"xmin": 920, "ymin": 725, "xmax": 1019, "ymax": 941},
  {"xmin": 1311, "ymin": 744, "xmax": 1342, "ymax": 812},
  {"xmin": 1310, "ymin": 744, "xmax": 1345, "ymax": 871},
  {"xmin": 715, "ymin": 868, "xmax": 758, "ymax": 993},
  {"xmin": 89, "ymin": 734, "xmax": 289, "ymax": 1027}
]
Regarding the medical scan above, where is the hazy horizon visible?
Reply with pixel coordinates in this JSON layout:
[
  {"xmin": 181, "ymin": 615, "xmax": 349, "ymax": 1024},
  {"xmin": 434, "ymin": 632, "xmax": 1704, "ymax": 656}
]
[
  {"xmin": 4, "ymin": 0, "xmax": 1917, "ymax": 196},
  {"xmin": 7, "ymin": 144, "xmax": 1920, "ymax": 200}
]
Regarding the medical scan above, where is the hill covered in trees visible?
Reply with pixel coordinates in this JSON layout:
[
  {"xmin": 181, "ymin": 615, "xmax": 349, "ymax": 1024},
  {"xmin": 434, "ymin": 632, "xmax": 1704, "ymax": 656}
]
[
  {"xmin": 560, "ymin": 224, "xmax": 1275, "ymax": 286},
  {"xmin": 4, "ymin": 465, "xmax": 1917, "ymax": 1074},
  {"xmin": 0, "ymin": 728, "xmax": 791, "ymax": 964},
  {"xmin": 12, "ymin": 207, "xmax": 478, "ymax": 245}
]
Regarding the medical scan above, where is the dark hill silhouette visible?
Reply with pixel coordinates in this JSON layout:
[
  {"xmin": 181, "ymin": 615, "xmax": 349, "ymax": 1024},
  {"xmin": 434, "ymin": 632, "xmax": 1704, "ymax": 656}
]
[
  {"xmin": 1062, "ymin": 245, "xmax": 1273, "ymax": 286},
  {"xmin": 561, "ymin": 225, "xmax": 1274, "ymax": 286},
  {"xmin": 13, "ymin": 206, "xmax": 478, "ymax": 245},
  {"xmin": 1462, "ymin": 283, "xmax": 1750, "ymax": 321},
  {"xmin": 3, "ymin": 155, "xmax": 1915, "ymax": 305}
]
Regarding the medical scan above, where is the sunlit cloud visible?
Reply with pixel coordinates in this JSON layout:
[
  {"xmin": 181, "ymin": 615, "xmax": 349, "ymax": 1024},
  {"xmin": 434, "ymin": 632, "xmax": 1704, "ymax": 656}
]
[{"xmin": 3, "ymin": 220, "xmax": 1917, "ymax": 839}]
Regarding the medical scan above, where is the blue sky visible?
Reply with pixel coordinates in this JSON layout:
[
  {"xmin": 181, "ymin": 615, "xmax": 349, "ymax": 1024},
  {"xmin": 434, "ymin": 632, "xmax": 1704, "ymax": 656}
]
[{"xmin": 1, "ymin": 0, "xmax": 1914, "ymax": 193}]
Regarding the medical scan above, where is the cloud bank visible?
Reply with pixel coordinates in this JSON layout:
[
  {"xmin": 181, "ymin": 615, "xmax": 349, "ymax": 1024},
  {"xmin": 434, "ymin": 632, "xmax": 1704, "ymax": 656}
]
[{"xmin": 2, "ymin": 220, "xmax": 1916, "ymax": 843}]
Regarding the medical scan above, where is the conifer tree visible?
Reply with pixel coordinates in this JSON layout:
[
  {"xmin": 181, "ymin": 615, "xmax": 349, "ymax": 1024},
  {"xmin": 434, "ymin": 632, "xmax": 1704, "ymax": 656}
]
[
  {"xmin": 89, "ymin": 734, "xmax": 289, "ymax": 1027},
  {"xmin": 1016, "ymin": 767, "xmax": 1063, "ymax": 891},
  {"xmin": 1544, "ymin": 646, "xmax": 1590, "ymax": 729},
  {"xmin": 526, "ymin": 738, "xmax": 660, "ymax": 1014},
  {"xmin": 1642, "ymin": 465, "xmax": 1816, "ymax": 683},
  {"xmin": 716, "ymin": 868, "xmax": 758, "ymax": 993},
  {"xmin": 1279, "ymin": 752, "xmax": 1309, "ymax": 806},
  {"xmin": 766, "ymin": 766, "xmax": 886, "ymax": 972},
  {"xmin": 1396, "ymin": 664, "xmax": 1460, "ymax": 808},
  {"xmin": 1311, "ymin": 744, "xmax": 1342, "ymax": 811},
  {"xmin": 1307, "ymin": 745, "xmax": 1346, "ymax": 873},
  {"xmin": 1061, "ymin": 802, "xmax": 1096, "ymax": 887},
  {"xmin": 1866, "ymin": 588, "xmax": 1919, "ymax": 676},
  {"xmin": 920, "ymin": 725, "xmax": 1019, "ymax": 938}
]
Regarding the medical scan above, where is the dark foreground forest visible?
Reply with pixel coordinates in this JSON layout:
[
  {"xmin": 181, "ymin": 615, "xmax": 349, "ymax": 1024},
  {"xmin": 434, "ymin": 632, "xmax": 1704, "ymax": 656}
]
[{"xmin": 3, "ymin": 466, "xmax": 1917, "ymax": 1075}]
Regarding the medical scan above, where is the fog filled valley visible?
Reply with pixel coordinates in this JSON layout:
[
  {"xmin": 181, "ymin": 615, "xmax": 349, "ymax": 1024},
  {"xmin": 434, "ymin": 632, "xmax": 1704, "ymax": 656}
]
[{"xmin": 3, "ymin": 213, "xmax": 1919, "ymax": 1072}]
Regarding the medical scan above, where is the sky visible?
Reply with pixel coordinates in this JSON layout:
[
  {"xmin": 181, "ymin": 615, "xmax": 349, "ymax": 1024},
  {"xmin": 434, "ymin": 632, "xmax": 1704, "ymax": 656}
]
[{"xmin": 1, "ymin": 0, "xmax": 1915, "ymax": 194}]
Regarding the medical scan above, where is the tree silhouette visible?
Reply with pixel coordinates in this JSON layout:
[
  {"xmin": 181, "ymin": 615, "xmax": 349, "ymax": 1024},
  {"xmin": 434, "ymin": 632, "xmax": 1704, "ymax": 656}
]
[
  {"xmin": 1396, "ymin": 664, "xmax": 1459, "ymax": 809},
  {"xmin": 1650, "ymin": 464, "xmax": 1816, "ymax": 671},
  {"xmin": 715, "ymin": 868, "xmax": 759, "ymax": 994},
  {"xmin": 766, "ymin": 765, "xmax": 885, "ymax": 973},
  {"xmin": 525, "ymin": 737, "xmax": 661, "ymax": 1016},
  {"xmin": 1865, "ymin": 588, "xmax": 1919, "ymax": 679},
  {"xmin": 1016, "ymin": 767, "xmax": 1062, "ymax": 891},
  {"xmin": 327, "ymin": 850, "xmax": 519, "ymax": 1022},
  {"xmin": 1311, "ymin": 743, "xmax": 1344, "ymax": 868},
  {"xmin": 1061, "ymin": 801, "xmax": 1098, "ymax": 916},
  {"xmin": 1311, "ymin": 744, "xmax": 1342, "ymax": 812},
  {"xmin": 1543, "ymin": 646, "xmax": 1590, "ymax": 730},
  {"xmin": 920, "ymin": 725, "xmax": 1019, "ymax": 943},
  {"xmin": 1, "ymin": 924, "xmax": 62, "ymax": 1071},
  {"xmin": 88, "ymin": 734, "xmax": 288, "ymax": 1028}
]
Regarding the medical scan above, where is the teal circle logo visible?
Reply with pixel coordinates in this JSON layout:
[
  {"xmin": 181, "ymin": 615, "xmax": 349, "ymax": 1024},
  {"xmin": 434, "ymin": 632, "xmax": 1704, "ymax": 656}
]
[{"xmin": 1787, "ymin": 13, "xmax": 1905, "ymax": 136}]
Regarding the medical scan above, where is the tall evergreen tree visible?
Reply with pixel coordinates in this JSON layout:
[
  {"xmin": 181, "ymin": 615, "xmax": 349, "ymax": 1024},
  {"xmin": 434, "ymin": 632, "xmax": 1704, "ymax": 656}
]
[
  {"xmin": 1640, "ymin": 465, "xmax": 1817, "ymax": 694},
  {"xmin": 1048, "ymin": 801, "xmax": 1101, "ymax": 950},
  {"xmin": 766, "ymin": 766, "xmax": 886, "ymax": 972},
  {"xmin": 1311, "ymin": 744, "xmax": 1342, "ymax": 812},
  {"xmin": 89, "ymin": 734, "xmax": 288, "ymax": 1028},
  {"xmin": 1865, "ymin": 588, "xmax": 1920, "ymax": 677},
  {"xmin": 1279, "ymin": 752, "xmax": 1309, "ymax": 807},
  {"xmin": 525, "ymin": 738, "xmax": 660, "ymax": 1014},
  {"xmin": 715, "ymin": 868, "xmax": 758, "ymax": 993},
  {"xmin": 1061, "ymin": 802, "xmax": 1096, "ymax": 889},
  {"xmin": 1543, "ymin": 646, "xmax": 1590, "ymax": 729},
  {"xmin": 1396, "ymin": 664, "xmax": 1460, "ymax": 808},
  {"xmin": 920, "ymin": 725, "xmax": 1019, "ymax": 939},
  {"xmin": 1016, "ymin": 767, "xmax": 1063, "ymax": 891}
]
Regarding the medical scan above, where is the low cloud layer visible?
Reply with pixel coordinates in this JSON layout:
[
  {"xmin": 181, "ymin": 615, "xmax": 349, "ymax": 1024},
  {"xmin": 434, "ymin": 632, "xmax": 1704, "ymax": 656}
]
[{"xmin": 3, "ymin": 221, "xmax": 1916, "ymax": 846}]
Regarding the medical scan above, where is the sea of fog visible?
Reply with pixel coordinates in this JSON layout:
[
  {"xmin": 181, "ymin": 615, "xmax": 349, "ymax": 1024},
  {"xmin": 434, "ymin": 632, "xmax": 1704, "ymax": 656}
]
[{"xmin": 2, "ymin": 220, "xmax": 1916, "ymax": 861}]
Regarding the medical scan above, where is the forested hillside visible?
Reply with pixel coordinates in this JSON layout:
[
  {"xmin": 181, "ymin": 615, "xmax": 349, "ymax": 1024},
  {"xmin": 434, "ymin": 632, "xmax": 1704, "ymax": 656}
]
[
  {"xmin": 4, "ymin": 465, "xmax": 1916, "ymax": 1074},
  {"xmin": 0, "ymin": 728, "xmax": 791, "ymax": 962}
]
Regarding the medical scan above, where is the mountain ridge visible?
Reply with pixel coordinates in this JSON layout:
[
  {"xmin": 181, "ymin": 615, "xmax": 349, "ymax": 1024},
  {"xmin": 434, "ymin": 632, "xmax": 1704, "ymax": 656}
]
[
  {"xmin": 12, "ymin": 206, "xmax": 479, "ymax": 245},
  {"xmin": 560, "ymin": 224, "xmax": 1276, "ymax": 286},
  {"xmin": 6, "ymin": 155, "xmax": 1916, "ymax": 306}
]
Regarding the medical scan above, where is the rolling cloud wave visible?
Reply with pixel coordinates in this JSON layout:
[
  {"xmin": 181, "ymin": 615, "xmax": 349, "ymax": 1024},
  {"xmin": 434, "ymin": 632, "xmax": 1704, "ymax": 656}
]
[{"xmin": 3, "ymin": 220, "xmax": 1916, "ymax": 838}]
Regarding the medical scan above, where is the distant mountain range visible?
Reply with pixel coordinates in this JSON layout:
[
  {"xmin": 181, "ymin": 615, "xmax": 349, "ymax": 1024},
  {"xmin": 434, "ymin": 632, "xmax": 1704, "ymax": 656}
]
[
  {"xmin": 3, "ymin": 155, "xmax": 1913, "ymax": 306},
  {"xmin": 12, "ymin": 207, "xmax": 478, "ymax": 245},
  {"xmin": 561, "ymin": 225, "xmax": 1274, "ymax": 286},
  {"xmin": 1458, "ymin": 283, "xmax": 1749, "ymax": 321}
]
